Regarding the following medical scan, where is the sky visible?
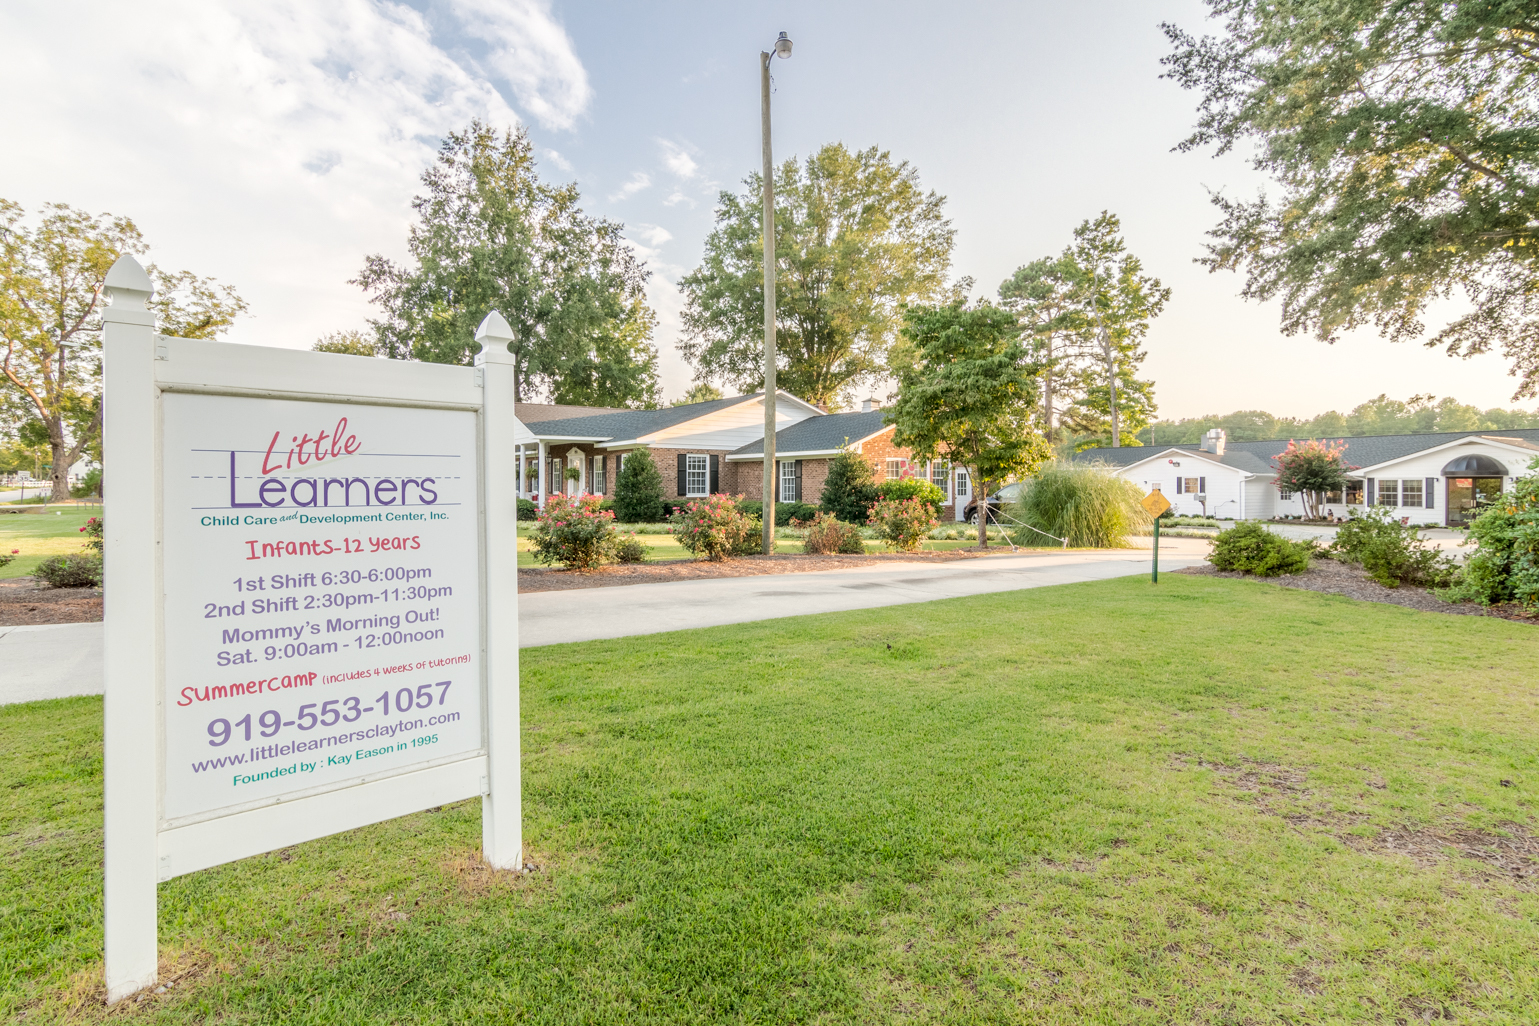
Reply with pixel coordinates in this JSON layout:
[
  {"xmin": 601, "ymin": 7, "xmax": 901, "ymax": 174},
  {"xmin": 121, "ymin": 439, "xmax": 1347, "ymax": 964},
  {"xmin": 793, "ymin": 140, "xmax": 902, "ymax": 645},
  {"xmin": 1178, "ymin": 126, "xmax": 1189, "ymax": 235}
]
[{"xmin": 1, "ymin": 0, "xmax": 1530, "ymax": 420}]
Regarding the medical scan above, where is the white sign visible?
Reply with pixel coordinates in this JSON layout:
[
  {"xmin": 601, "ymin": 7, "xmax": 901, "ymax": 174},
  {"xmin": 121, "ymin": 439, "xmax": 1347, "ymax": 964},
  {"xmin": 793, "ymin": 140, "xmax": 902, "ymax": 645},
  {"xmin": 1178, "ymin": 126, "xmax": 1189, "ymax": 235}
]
[
  {"xmin": 160, "ymin": 394, "xmax": 483, "ymax": 822},
  {"xmin": 100, "ymin": 255, "xmax": 525, "ymax": 1005}
]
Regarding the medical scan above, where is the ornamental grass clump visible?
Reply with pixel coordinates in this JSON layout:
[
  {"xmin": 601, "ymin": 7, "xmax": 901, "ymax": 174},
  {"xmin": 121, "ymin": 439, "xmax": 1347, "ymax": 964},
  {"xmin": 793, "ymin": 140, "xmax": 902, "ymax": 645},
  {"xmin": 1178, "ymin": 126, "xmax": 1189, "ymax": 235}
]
[
  {"xmin": 1330, "ymin": 506, "xmax": 1459, "ymax": 589},
  {"xmin": 1010, "ymin": 461, "xmax": 1150, "ymax": 548},
  {"xmin": 867, "ymin": 496, "xmax": 938, "ymax": 552},
  {"xmin": 670, "ymin": 494, "xmax": 760, "ymax": 561},
  {"xmin": 531, "ymin": 494, "xmax": 616, "ymax": 570},
  {"xmin": 1208, "ymin": 521, "xmax": 1313, "ymax": 577},
  {"xmin": 794, "ymin": 512, "xmax": 867, "ymax": 555}
]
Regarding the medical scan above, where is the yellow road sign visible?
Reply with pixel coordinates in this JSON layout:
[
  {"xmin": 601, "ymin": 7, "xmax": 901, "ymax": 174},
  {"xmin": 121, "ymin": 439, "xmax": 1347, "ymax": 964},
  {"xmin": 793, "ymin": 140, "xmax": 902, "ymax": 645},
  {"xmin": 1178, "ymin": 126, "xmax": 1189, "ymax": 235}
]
[{"xmin": 1141, "ymin": 489, "xmax": 1170, "ymax": 518}]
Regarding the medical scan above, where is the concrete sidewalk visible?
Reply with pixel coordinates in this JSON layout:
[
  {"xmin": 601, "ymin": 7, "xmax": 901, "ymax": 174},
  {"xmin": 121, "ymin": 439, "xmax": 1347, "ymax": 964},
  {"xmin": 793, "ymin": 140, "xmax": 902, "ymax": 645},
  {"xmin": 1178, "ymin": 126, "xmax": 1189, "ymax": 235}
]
[{"xmin": 0, "ymin": 539, "xmax": 1208, "ymax": 704}]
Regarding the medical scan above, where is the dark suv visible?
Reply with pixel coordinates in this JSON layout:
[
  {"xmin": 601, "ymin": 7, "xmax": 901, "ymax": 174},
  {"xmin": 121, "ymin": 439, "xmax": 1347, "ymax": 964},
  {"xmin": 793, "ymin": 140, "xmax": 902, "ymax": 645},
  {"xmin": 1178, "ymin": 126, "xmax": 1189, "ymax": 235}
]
[{"xmin": 961, "ymin": 481, "xmax": 1023, "ymax": 525}]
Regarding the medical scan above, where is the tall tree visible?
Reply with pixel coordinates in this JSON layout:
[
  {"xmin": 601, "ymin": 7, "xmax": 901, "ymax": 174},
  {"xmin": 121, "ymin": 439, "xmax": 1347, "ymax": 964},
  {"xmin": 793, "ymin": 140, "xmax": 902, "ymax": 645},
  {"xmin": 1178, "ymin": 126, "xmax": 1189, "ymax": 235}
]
[
  {"xmin": 888, "ymin": 301, "xmax": 1051, "ymax": 546},
  {"xmin": 1163, "ymin": 1, "xmax": 1539, "ymax": 397},
  {"xmin": 998, "ymin": 255, "xmax": 1094, "ymax": 441},
  {"xmin": 355, "ymin": 122, "xmax": 659, "ymax": 406},
  {"xmin": 679, "ymin": 143, "xmax": 955, "ymax": 407},
  {"xmin": 0, "ymin": 200, "xmax": 245, "ymax": 500},
  {"xmin": 1064, "ymin": 212, "xmax": 1169, "ymax": 447}
]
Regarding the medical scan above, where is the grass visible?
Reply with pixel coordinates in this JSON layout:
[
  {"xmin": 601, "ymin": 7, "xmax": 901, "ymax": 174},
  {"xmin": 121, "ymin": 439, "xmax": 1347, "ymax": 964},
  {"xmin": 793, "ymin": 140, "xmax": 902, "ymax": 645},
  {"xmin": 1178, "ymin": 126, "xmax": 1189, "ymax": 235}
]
[
  {"xmin": 6, "ymin": 575, "xmax": 1539, "ymax": 1023},
  {"xmin": 0, "ymin": 508, "xmax": 100, "ymax": 578}
]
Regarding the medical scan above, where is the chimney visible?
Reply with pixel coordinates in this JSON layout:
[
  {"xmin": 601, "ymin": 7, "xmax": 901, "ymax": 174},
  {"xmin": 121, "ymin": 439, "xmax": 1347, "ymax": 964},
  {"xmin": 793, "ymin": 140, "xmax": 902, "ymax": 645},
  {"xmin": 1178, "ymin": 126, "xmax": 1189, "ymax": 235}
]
[
  {"xmin": 1201, "ymin": 428, "xmax": 1226, "ymax": 455},
  {"xmin": 862, "ymin": 397, "xmax": 880, "ymax": 413}
]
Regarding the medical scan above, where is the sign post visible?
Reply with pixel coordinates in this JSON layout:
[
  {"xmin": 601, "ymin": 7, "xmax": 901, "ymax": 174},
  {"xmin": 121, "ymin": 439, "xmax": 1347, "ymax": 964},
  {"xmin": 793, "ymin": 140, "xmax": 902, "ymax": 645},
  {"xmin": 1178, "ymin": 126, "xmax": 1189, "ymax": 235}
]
[
  {"xmin": 101, "ymin": 256, "xmax": 521, "ymax": 1003},
  {"xmin": 1141, "ymin": 488, "xmax": 1170, "ymax": 584}
]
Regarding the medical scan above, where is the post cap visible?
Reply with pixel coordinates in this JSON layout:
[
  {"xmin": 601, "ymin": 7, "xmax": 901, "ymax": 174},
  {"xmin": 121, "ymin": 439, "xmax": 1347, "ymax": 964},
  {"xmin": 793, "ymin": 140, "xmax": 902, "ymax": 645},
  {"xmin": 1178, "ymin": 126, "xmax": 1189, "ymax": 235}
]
[{"xmin": 474, "ymin": 310, "xmax": 516, "ymax": 366}]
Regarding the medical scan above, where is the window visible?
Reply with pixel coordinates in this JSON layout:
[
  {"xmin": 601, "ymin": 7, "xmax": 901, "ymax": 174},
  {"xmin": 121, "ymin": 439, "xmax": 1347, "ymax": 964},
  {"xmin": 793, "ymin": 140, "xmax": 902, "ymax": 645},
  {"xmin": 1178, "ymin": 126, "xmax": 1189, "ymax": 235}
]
[
  {"xmin": 1400, "ymin": 478, "xmax": 1422, "ymax": 508},
  {"xmin": 930, "ymin": 460, "xmax": 950, "ymax": 499},
  {"xmin": 1278, "ymin": 488, "xmax": 1293, "ymax": 500},
  {"xmin": 590, "ymin": 455, "xmax": 606, "ymax": 495},
  {"xmin": 685, "ymin": 454, "xmax": 708, "ymax": 497},
  {"xmin": 779, "ymin": 460, "xmax": 797, "ymax": 503},
  {"xmin": 1182, "ymin": 477, "xmax": 1203, "ymax": 495},
  {"xmin": 955, "ymin": 468, "xmax": 970, "ymax": 496},
  {"xmin": 885, "ymin": 458, "xmax": 908, "ymax": 480},
  {"xmin": 1378, "ymin": 479, "xmax": 1399, "ymax": 506},
  {"xmin": 1344, "ymin": 480, "xmax": 1364, "ymax": 505}
]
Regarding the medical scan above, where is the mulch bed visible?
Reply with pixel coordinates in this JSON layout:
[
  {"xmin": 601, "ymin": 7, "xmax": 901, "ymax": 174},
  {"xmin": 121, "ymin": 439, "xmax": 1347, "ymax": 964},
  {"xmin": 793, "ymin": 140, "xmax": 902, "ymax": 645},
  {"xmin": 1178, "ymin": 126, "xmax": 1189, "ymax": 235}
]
[
  {"xmin": 518, "ymin": 549, "xmax": 990, "ymax": 593},
  {"xmin": 0, "ymin": 577, "xmax": 102, "ymax": 626},
  {"xmin": 1175, "ymin": 558, "xmax": 1538, "ymax": 624}
]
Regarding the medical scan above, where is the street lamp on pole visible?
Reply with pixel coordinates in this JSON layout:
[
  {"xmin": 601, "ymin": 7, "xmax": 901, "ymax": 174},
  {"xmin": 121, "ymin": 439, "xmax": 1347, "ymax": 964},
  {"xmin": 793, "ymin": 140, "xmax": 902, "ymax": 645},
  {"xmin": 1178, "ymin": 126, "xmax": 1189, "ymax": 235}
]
[{"xmin": 760, "ymin": 30, "xmax": 792, "ymax": 555}]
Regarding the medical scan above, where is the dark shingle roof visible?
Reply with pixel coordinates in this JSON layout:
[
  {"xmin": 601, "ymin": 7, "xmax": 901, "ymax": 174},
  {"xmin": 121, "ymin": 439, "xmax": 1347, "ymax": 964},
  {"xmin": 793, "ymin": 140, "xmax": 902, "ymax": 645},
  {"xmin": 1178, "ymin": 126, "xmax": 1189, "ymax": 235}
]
[
  {"xmin": 1074, "ymin": 428, "xmax": 1539, "ymax": 474},
  {"xmin": 524, "ymin": 393, "xmax": 761, "ymax": 440},
  {"xmin": 515, "ymin": 402, "xmax": 626, "ymax": 424},
  {"xmin": 730, "ymin": 409, "xmax": 890, "ymax": 456}
]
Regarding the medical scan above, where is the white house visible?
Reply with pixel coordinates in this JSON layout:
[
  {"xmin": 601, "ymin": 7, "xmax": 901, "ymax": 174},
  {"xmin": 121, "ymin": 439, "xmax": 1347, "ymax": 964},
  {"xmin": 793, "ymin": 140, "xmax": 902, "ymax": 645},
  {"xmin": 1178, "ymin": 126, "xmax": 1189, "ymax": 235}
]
[{"xmin": 1076, "ymin": 427, "xmax": 1539, "ymax": 525}]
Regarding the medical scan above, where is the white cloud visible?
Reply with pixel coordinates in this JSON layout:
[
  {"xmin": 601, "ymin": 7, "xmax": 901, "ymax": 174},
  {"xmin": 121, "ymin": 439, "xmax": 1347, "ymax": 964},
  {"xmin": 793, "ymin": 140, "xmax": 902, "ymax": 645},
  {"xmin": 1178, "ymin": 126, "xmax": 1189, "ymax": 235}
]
[
  {"xmin": 663, "ymin": 191, "xmax": 695, "ymax": 208},
  {"xmin": 608, "ymin": 172, "xmax": 652, "ymax": 202},
  {"xmin": 445, "ymin": 0, "xmax": 592, "ymax": 131},
  {"xmin": 0, "ymin": 0, "xmax": 581, "ymax": 353},
  {"xmin": 631, "ymin": 223, "xmax": 673, "ymax": 247},
  {"xmin": 543, "ymin": 149, "xmax": 574, "ymax": 172},
  {"xmin": 659, "ymin": 139, "xmax": 699, "ymax": 179}
]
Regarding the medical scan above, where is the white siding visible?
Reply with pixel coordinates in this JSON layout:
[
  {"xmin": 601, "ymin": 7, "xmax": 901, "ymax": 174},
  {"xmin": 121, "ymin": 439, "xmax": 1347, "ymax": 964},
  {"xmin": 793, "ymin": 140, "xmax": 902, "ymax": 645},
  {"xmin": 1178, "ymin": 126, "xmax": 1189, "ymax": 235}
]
[
  {"xmin": 645, "ymin": 395, "xmax": 818, "ymax": 450},
  {"xmin": 1244, "ymin": 477, "xmax": 1275, "ymax": 520},
  {"xmin": 1356, "ymin": 438, "xmax": 1538, "ymax": 526},
  {"xmin": 1121, "ymin": 458, "xmax": 1249, "ymax": 519}
]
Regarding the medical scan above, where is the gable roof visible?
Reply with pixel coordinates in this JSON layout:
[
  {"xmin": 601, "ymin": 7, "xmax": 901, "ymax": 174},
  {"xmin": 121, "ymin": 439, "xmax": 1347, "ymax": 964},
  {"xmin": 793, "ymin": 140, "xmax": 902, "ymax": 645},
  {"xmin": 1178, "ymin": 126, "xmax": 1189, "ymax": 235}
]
[
  {"xmin": 1075, "ymin": 428, "xmax": 1539, "ymax": 475},
  {"xmin": 515, "ymin": 402, "xmax": 627, "ymax": 424},
  {"xmin": 728, "ymin": 409, "xmax": 891, "ymax": 458},
  {"xmin": 524, "ymin": 393, "xmax": 764, "ymax": 441},
  {"xmin": 1087, "ymin": 446, "xmax": 1276, "ymax": 476}
]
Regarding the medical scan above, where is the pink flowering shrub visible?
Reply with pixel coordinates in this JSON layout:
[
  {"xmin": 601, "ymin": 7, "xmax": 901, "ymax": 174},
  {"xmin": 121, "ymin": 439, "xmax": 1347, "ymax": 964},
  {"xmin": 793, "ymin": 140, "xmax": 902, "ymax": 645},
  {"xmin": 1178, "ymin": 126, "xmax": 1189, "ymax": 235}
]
[
  {"xmin": 669, "ymin": 494, "xmax": 760, "ymax": 561},
  {"xmin": 79, "ymin": 516, "xmax": 103, "ymax": 554},
  {"xmin": 531, "ymin": 494, "xmax": 616, "ymax": 570},
  {"xmin": 0, "ymin": 548, "xmax": 16, "ymax": 570},
  {"xmin": 867, "ymin": 496, "xmax": 938, "ymax": 552}
]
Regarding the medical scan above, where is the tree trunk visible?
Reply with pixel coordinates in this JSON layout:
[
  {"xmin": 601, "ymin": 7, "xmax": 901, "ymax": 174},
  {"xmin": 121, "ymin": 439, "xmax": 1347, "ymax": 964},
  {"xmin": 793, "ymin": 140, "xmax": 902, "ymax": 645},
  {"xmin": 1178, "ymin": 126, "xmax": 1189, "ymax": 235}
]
[
  {"xmin": 48, "ymin": 418, "xmax": 70, "ymax": 502},
  {"xmin": 1042, "ymin": 358, "xmax": 1055, "ymax": 442},
  {"xmin": 975, "ymin": 471, "xmax": 989, "ymax": 548}
]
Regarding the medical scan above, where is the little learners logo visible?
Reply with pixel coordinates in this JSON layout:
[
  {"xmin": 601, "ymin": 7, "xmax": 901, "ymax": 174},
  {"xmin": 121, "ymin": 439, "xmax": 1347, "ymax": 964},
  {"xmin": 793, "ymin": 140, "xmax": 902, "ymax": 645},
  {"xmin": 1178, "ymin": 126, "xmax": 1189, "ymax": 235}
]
[{"xmin": 226, "ymin": 416, "xmax": 442, "ymax": 509}]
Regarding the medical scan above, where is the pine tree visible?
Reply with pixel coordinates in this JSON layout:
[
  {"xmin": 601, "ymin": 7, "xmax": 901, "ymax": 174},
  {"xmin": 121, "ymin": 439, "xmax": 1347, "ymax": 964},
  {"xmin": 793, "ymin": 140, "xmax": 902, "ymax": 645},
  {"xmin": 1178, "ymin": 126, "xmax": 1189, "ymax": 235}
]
[
  {"xmin": 613, "ymin": 452, "xmax": 665, "ymax": 523},
  {"xmin": 819, "ymin": 448, "xmax": 879, "ymax": 524}
]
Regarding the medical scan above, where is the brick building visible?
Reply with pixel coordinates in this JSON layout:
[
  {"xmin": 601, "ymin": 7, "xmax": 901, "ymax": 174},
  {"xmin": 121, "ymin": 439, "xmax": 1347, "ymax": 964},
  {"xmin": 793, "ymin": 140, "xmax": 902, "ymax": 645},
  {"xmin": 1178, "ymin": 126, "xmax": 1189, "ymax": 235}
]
[{"xmin": 513, "ymin": 394, "xmax": 976, "ymax": 522}]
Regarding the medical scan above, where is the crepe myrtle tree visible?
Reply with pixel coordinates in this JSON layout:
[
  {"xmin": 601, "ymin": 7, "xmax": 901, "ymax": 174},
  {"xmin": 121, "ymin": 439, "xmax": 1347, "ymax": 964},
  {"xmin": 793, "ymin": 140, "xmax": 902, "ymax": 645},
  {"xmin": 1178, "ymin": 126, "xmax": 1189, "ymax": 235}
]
[
  {"xmin": 888, "ymin": 300, "xmax": 1052, "ymax": 547},
  {"xmin": 1273, "ymin": 438, "xmax": 1351, "ymax": 520}
]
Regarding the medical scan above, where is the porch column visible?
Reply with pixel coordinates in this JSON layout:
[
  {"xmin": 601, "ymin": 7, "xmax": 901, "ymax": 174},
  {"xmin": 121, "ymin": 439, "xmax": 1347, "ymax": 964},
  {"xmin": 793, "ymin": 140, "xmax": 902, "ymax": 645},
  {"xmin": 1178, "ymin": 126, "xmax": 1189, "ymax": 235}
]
[
  {"xmin": 537, "ymin": 440, "xmax": 547, "ymax": 509},
  {"xmin": 516, "ymin": 446, "xmax": 525, "ymax": 497}
]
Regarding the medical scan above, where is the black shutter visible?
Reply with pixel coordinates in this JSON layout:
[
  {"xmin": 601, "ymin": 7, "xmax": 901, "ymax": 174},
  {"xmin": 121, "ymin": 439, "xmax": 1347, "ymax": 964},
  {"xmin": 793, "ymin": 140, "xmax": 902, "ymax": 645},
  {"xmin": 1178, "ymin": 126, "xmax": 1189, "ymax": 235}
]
[
  {"xmin": 1175, "ymin": 478, "xmax": 1183, "ymax": 494},
  {"xmin": 1426, "ymin": 477, "xmax": 1436, "ymax": 509},
  {"xmin": 677, "ymin": 454, "xmax": 687, "ymax": 496},
  {"xmin": 1199, "ymin": 477, "xmax": 1206, "ymax": 494},
  {"xmin": 1366, "ymin": 479, "xmax": 1375, "ymax": 505},
  {"xmin": 709, "ymin": 454, "xmax": 719, "ymax": 493},
  {"xmin": 794, "ymin": 460, "xmax": 803, "ymax": 502}
]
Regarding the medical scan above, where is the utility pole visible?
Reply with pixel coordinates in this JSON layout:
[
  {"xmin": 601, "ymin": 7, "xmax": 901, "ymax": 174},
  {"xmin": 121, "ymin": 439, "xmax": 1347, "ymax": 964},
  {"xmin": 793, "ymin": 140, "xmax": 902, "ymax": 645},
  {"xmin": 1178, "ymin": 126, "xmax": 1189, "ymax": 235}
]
[{"xmin": 760, "ymin": 31, "xmax": 792, "ymax": 553}]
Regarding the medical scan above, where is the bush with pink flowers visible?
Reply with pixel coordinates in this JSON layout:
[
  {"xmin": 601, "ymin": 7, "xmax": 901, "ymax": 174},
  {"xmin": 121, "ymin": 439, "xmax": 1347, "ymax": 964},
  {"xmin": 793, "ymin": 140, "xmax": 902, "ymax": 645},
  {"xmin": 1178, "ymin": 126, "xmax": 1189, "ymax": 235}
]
[
  {"xmin": 867, "ymin": 496, "xmax": 938, "ymax": 552},
  {"xmin": 669, "ymin": 494, "xmax": 760, "ymax": 561},
  {"xmin": 530, "ymin": 494, "xmax": 616, "ymax": 570}
]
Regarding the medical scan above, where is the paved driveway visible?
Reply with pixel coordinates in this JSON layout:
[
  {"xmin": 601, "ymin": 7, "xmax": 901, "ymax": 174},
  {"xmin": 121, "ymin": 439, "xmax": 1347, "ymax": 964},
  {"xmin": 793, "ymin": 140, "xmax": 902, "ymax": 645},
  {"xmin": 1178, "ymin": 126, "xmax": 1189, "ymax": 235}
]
[{"xmin": 0, "ymin": 538, "xmax": 1211, "ymax": 704}]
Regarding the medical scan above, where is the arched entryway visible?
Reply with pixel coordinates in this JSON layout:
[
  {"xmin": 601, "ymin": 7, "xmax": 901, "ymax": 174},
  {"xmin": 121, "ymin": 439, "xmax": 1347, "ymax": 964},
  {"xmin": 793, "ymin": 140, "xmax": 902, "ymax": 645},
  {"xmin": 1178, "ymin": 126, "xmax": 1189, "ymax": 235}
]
[{"xmin": 1443, "ymin": 453, "xmax": 1507, "ymax": 526}]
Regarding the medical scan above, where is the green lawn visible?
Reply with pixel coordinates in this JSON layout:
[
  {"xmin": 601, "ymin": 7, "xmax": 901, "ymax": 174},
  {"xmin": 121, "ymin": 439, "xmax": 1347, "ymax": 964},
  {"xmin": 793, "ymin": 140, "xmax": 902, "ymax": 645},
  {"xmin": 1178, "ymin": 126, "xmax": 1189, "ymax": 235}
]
[
  {"xmin": 5, "ymin": 575, "xmax": 1538, "ymax": 1023},
  {"xmin": 0, "ymin": 508, "xmax": 100, "ymax": 578}
]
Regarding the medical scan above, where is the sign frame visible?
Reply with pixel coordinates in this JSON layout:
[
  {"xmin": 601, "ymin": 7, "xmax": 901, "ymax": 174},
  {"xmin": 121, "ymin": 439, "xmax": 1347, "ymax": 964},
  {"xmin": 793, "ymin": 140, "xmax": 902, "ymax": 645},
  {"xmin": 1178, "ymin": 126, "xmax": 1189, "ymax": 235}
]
[{"xmin": 100, "ymin": 256, "xmax": 523, "ymax": 1003}]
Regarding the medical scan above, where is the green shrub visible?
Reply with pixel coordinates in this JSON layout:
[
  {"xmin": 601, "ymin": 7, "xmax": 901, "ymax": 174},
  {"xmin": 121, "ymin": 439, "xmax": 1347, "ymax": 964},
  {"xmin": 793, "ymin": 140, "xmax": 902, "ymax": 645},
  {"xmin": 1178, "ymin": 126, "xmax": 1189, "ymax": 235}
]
[
  {"xmin": 875, "ymin": 478, "xmax": 945, "ymax": 518},
  {"xmin": 614, "ymin": 452, "xmax": 666, "ymax": 522},
  {"xmin": 1208, "ymin": 522, "xmax": 1312, "ymax": 576},
  {"xmin": 1330, "ymin": 507, "xmax": 1459, "ymax": 588},
  {"xmin": 1010, "ymin": 461, "xmax": 1151, "ymax": 548},
  {"xmin": 670, "ymin": 494, "xmax": 760, "ymax": 561},
  {"xmin": 35, "ymin": 553, "xmax": 102, "ymax": 588},
  {"xmin": 1438, "ymin": 463, "xmax": 1538, "ymax": 606},
  {"xmin": 517, "ymin": 498, "xmax": 539, "ymax": 521},
  {"xmin": 529, "ymin": 494, "xmax": 615, "ymax": 570},
  {"xmin": 794, "ymin": 511, "xmax": 867, "ymax": 555},
  {"xmin": 611, "ymin": 533, "xmax": 647, "ymax": 564},
  {"xmin": 867, "ymin": 496, "xmax": 938, "ymax": 552},
  {"xmin": 72, "ymin": 468, "xmax": 101, "ymax": 498},
  {"xmin": 820, "ymin": 449, "xmax": 879, "ymax": 523},
  {"xmin": 738, "ymin": 499, "xmax": 820, "ymax": 526}
]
